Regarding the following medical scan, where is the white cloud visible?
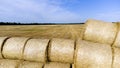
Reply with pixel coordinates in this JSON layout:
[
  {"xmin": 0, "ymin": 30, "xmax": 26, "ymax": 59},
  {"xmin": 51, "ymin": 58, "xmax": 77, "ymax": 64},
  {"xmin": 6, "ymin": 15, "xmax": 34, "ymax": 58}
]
[{"xmin": 0, "ymin": 0, "xmax": 81, "ymax": 23}]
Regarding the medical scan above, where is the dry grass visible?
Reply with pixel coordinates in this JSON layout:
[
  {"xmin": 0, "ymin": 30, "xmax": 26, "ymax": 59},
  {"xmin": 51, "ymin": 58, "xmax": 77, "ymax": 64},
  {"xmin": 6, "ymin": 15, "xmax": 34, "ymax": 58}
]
[{"xmin": 0, "ymin": 24, "xmax": 85, "ymax": 40}]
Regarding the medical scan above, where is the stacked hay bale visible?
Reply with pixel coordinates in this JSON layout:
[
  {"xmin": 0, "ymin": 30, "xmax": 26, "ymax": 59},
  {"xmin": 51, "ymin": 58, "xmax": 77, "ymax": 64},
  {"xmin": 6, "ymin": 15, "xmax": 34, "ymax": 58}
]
[
  {"xmin": 18, "ymin": 61, "xmax": 44, "ymax": 68},
  {"xmin": 2, "ymin": 37, "xmax": 30, "ymax": 59},
  {"xmin": 113, "ymin": 47, "xmax": 120, "ymax": 68},
  {"xmin": 48, "ymin": 38, "xmax": 75, "ymax": 63},
  {"xmin": 1, "ymin": 37, "xmax": 75, "ymax": 63},
  {"xmin": 0, "ymin": 37, "xmax": 73, "ymax": 68},
  {"xmin": 0, "ymin": 37, "xmax": 8, "ymax": 58},
  {"xmin": 0, "ymin": 59, "xmax": 21, "ymax": 68},
  {"xmin": 113, "ymin": 23, "xmax": 120, "ymax": 47},
  {"xmin": 44, "ymin": 62, "xmax": 70, "ymax": 68},
  {"xmin": 23, "ymin": 38, "xmax": 49, "ymax": 63},
  {"xmin": 1, "ymin": 19, "xmax": 120, "ymax": 68},
  {"xmin": 0, "ymin": 59, "xmax": 71, "ymax": 68},
  {"xmin": 80, "ymin": 19, "xmax": 120, "ymax": 68},
  {"xmin": 74, "ymin": 40, "xmax": 112, "ymax": 68},
  {"xmin": 83, "ymin": 19, "xmax": 118, "ymax": 45},
  {"xmin": 112, "ymin": 22, "xmax": 120, "ymax": 68}
]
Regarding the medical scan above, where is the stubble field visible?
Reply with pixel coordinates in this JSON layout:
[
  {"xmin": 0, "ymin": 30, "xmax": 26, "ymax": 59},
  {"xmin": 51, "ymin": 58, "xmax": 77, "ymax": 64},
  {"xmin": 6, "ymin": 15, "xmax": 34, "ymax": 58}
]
[{"xmin": 0, "ymin": 24, "xmax": 85, "ymax": 40}]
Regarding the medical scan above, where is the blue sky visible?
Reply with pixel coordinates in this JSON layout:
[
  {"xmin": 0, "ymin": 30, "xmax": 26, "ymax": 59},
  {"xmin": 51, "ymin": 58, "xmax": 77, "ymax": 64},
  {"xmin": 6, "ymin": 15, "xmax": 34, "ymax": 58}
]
[{"xmin": 0, "ymin": 0, "xmax": 120, "ymax": 23}]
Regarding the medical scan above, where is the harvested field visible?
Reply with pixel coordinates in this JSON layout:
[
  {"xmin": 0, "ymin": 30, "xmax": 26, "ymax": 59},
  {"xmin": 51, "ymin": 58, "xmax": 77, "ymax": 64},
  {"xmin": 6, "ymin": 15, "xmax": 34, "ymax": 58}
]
[{"xmin": 0, "ymin": 25, "xmax": 85, "ymax": 40}]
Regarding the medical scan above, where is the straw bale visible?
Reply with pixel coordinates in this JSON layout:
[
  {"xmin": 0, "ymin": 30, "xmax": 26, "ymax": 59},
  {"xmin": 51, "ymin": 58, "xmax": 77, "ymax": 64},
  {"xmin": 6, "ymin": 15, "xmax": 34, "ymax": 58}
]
[
  {"xmin": 0, "ymin": 59, "xmax": 20, "ymax": 68},
  {"xmin": 49, "ymin": 38, "xmax": 74, "ymax": 63},
  {"xmin": 113, "ymin": 23, "xmax": 120, "ymax": 47},
  {"xmin": 44, "ymin": 62, "xmax": 70, "ymax": 68},
  {"xmin": 2, "ymin": 37, "xmax": 29, "ymax": 59},
  {"xmin": 0, "ymin": 37, "xmax": 8, "ymax": 58},
  {"xmin": 18, "ymin": 61, "xmax": 43, "ymax": 68},
  {"xmin": 75, "ymin": 40, "xmax": 112, "ymax": 68},
  {"xmin": 113, "ymin": 47, "xmax": 120, "ymax": 68},
  {"xmin": 24, "ymin": 39, "xmax": 49, "ymax": 62},
  {"xmin": 84, "ymin": 19, "xmax": 117, "ymax": 45}
]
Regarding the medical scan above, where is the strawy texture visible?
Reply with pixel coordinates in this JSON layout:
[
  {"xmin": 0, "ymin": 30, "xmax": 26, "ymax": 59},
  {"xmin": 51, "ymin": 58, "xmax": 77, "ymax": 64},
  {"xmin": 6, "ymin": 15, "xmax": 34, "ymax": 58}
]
[
  {"xmin": 49, "ymin": 38, "xmax": 74, "ymax": 63},
  {"xmin": 0, "ymin": 37, "xmax": 8, "ymax": 58},
  {"xmin": 84, "ymin": 19, "xmax": 117, "ymax": 45},
  {"xmin": 2, "ymin": 37, "xmax": 29, "ymax": 59},
  {"xmin": 75, "ymin": 40, "xmax": 112, "ymax": 68},
  {"xmin": 113, "ymin": 23, "xmax": 120, "ymax": 47},
  {"xmin": 18, "ymin": 61, "xmax": 43, "ymax": 68},
  {"xmin": 23, "ymin": 39, "xmax": 49, "ymax": 63},
  {"xmin": 113, "ymin": 47, "xmax": 120, "ymax": 68},
  {"xmin": 0, "ymin": 59, "xmax": 20, "ymax": 68},
  {"xmin": 44, "ymin": 62, "xmax": 70, "ymax": 68}
]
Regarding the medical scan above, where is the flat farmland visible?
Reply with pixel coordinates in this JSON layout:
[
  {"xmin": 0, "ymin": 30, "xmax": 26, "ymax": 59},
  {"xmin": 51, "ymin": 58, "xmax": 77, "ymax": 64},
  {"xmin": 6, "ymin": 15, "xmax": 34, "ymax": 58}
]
[{"xmin": 0, "ymin": 24, "xmax": 85, "ymax": 40}]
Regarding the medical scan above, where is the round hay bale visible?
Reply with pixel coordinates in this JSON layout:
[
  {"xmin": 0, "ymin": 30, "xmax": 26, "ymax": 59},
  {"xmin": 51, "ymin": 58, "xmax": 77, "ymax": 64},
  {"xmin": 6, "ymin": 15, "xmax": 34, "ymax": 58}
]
[
  {"xmin": 44, "ymin": 62, "xmax": 70, "ymax": 68},
  {"xmin": 83, "ymin": 19, "xmax": 117, "ymax": 45},
  {"xmin": 113, "ymin": 23, "xmax": 120, "ymax": 47},
  {"xmin": 48, "ymin": 38, "xmax": 74, "ymax": 63},
  {"xmin": 0, "ymin": 59, "xmax": 20, "ymax": 68},
  {"xmin": 2, "ymin": 37, "xmax": 29, "ymax": 59},
  {"xmin": 18, "ymin": 61, "xmax": 43, "ymax": 68},
  {"xmin": 72, "ymin": 64, "xmax": 74, "ymax": 68},
  {"xmin": 113, "ymin": 47, "xmax": 120, "ymax": 68},
  {"xmin": 0, "ymin": 37, "xmax": 8, "ymax": 58},
  {"xmin": 75, "ymin": 40, "xmax": 112, "ymax": 68},
  {"xmin": 23, "ymin": 39, "xmax": 49, "ymax": 63}
]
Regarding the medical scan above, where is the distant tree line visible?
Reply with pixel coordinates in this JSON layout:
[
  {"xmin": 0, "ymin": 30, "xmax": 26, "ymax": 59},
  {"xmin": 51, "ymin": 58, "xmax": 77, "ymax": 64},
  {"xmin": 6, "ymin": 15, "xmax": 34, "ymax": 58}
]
[{"xmin": 0, "ymin": 22, "xmax": 84, "ymax": 25}]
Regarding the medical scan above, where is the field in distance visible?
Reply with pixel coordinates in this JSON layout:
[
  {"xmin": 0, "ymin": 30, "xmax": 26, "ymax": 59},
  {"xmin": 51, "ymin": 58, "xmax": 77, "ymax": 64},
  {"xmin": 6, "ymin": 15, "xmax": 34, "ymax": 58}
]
[{"xmin": 0, "ymin": 24, "xmax": 85, "ymax": 40}]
